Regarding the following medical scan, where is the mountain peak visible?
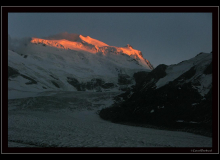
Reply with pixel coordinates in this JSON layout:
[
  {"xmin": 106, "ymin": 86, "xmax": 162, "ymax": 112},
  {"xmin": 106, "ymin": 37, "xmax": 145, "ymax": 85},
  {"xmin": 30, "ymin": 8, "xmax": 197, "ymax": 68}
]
[
  {"xmin": 18, "ymin": 32, "xmax": 153, "ymax": 70},
  {"xmin": 125, "ymin": 44, "xmax": 133, "ymax": 49},
  {"xmin": 78, "ymin": 35, "xmax": 109, "ymax": 47}
]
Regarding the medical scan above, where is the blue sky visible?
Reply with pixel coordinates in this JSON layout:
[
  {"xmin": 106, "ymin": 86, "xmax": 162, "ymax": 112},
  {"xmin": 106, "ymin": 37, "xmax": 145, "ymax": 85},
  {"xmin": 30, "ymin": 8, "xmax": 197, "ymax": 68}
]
[{"xmin": 8, "ymin": 12, "xmax": 212, "ymax": 67}]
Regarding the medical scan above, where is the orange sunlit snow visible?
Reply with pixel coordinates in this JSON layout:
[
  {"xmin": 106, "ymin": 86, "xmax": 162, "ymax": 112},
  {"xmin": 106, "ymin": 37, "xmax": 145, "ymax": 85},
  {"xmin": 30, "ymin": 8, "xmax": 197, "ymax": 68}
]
[
  {"xmin": 31, "ymin": 37, "xmax": 99, "ymax": 54},
  {"xmin": 79, "ymin": 35, "xmax": 108, "ymax": 47},
  {"xmin": 31, "ymin": 35, "xmax": 146, "ymax": 63}
]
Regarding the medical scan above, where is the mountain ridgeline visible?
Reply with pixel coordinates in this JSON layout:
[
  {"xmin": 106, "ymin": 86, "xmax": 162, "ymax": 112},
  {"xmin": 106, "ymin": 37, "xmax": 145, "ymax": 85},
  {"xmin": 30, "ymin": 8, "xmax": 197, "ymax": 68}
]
[{"xmin": 99, "ymin": 52, "xmax": 212, "ymax": 137}]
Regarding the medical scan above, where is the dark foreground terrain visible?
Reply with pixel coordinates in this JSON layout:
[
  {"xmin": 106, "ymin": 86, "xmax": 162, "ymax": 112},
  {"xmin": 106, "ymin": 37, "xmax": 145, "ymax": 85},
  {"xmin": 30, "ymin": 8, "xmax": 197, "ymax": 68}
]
[{"xmin": 99, "ymin": 53, "xmax": 213, "ymax": 137}]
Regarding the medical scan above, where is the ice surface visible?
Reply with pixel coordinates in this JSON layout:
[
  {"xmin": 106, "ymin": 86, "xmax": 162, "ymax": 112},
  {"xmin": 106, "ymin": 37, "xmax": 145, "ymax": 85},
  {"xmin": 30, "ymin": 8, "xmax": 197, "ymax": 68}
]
[{"xmin": 8, "ymin": 92, "xmax": 212, "ymax": 148}]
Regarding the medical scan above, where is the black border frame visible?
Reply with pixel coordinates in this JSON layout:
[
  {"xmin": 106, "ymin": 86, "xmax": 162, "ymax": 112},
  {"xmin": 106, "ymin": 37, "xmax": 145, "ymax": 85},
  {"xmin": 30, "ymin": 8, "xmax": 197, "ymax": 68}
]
[{"xmin": 1, "ymin": 6, "xmax": 219, "ymax": 154}]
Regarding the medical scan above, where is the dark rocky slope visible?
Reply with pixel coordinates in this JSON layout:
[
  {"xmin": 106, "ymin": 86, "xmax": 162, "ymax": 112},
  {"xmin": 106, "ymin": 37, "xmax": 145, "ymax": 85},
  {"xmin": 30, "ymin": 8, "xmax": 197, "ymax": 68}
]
[{"xmin": 99, "ymin": 53, "xmax": 212, "ymax": 137}]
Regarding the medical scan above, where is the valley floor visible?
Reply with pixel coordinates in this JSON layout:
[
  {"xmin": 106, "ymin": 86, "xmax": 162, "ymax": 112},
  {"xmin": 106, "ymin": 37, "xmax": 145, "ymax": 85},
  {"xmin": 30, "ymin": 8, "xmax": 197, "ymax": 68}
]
[{"xmin": 8, "ymin": 91, "xmax": 212, "ymax": 148}]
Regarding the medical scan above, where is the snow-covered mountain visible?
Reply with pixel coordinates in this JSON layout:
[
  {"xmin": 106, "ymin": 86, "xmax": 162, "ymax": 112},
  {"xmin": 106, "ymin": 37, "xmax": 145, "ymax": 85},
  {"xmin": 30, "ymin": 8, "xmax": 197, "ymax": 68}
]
[
  {"xmin": 100, "ymin": 52, "xmax": 212, "ymax": 136},
  {"xmin": 8, "ymin": 33, "xmax": 153, "ymax": 97}
]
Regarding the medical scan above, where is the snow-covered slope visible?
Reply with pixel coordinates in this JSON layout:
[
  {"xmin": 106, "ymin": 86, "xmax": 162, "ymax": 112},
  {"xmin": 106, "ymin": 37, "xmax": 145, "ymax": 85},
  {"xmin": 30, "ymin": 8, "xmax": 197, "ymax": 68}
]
[
  {"xmin": 8, "ymin": 33, "xmax": 153, "ymax": 96},
  {"xmin": 156, "ymin": 52, "xmax": 212, "ymax": 96}
]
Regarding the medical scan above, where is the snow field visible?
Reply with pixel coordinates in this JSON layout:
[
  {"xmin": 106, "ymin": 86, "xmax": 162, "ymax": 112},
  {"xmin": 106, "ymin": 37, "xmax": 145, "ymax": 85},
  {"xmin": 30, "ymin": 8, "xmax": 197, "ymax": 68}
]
[{"xmin": 8, "ymin": 46, "xmax": 150, "ymax": 93}]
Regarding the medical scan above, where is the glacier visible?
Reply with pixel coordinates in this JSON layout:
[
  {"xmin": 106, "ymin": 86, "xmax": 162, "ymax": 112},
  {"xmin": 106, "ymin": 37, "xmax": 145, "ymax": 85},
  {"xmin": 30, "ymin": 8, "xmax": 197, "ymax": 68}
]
[{"xmin": 8, "ymin": 91, "xmax": 212, "ymax": 147}]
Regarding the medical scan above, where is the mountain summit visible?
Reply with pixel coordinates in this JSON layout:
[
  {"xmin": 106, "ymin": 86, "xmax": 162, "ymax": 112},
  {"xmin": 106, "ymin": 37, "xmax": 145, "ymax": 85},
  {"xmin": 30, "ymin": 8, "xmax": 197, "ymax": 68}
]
[
  {"xmin": 8, "ymin": 33, "xmax": 153, "ymax": 96},
  {"xmin": 30, "ymin": 33, "xmax": 153, "ymax": 69}
]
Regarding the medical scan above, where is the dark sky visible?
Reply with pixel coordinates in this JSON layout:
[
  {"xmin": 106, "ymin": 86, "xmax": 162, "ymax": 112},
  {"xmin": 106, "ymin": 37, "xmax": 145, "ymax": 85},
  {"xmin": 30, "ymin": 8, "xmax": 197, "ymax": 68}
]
[{"xmin": 8, "ymin": 12, "xmax": 212, "ymax": 67}]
